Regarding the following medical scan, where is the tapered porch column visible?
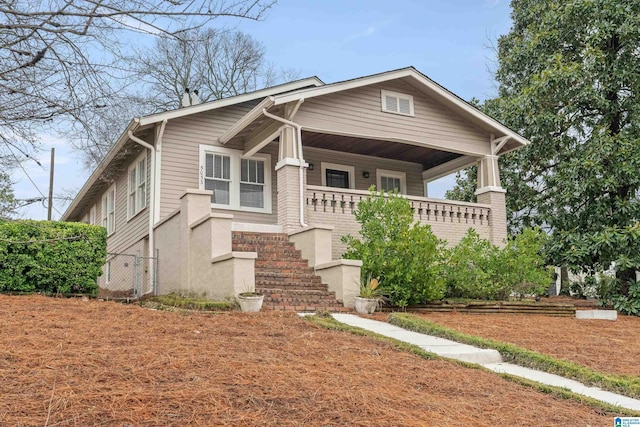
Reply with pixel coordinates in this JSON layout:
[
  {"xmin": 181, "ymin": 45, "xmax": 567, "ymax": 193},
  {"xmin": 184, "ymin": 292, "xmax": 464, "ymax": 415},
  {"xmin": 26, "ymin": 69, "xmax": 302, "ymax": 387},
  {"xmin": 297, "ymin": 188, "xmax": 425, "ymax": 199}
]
[
  {"xmin": 276, "ymin": 126, "xmax": 307, "ymax": 232},
  {"xmin": 475, "ymin": 154, "xmax": 507, "ymax": 246}
]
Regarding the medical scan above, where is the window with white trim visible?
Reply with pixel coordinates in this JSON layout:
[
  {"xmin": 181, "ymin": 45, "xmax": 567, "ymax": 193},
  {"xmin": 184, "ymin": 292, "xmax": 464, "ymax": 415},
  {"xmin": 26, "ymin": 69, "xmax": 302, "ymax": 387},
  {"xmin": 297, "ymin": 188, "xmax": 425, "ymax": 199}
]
[
  {"xmin": 199, "ymin": 145, "xmax": 271, "ymax": 213},
  {"xmin": 128, "ymin": 153, "xmax": 147, "ymax": 219},
  {"xmin": 102, "ymin": 184, "xmax": 116, "ymax": 236},
  {"xmin": 240, "ymin": 158, "xmax": 266, "ymax": 208},
  {"xmin": 381, "ymin": 90, "xmax": 414, "ymax": 116},
  {"xmin": 377, "ymin": 169, "xmax": 406, "ymax": 194},
  {"xmin": 321, "ymin": 162, "xmax": 355, "ymax": 189}
]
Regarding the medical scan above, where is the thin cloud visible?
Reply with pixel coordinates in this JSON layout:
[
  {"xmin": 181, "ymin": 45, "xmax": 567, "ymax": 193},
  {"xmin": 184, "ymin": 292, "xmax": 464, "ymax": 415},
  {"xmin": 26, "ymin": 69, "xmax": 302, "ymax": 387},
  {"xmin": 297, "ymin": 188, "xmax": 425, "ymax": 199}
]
[
  {"xmin": 484, "ymin": 0, "xmax": 501, "ymax": 8},
  {"xmin": 343, "ymin": 26, "xmax": 377, "ymax": 43}
]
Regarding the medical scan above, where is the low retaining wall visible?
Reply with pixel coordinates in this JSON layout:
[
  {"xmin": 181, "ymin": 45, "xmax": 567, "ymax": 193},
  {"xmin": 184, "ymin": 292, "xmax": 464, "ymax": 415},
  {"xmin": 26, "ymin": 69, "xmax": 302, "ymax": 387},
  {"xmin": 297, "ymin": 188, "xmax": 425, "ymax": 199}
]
[{"xmin": 380, "ymin": 301, "xmax": 577, "ymax": 317}]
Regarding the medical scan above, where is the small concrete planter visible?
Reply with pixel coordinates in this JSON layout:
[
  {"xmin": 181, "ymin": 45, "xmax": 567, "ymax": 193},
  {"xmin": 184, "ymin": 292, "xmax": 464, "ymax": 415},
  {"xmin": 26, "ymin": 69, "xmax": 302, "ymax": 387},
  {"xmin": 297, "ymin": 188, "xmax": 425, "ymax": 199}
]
[
  {"xmin": 354, "ymin": 297, "xmax": 378, "ymax": 315},
  {"xmin": 237, "ymin": 293, "xmax": 264, "ymax": 312}
]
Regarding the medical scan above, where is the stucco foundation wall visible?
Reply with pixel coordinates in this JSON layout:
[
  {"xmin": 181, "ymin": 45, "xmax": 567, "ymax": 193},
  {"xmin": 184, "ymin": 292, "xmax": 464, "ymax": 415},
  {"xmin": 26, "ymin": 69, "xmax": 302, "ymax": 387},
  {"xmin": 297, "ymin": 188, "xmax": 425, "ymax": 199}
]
[{"xmin": 154, "ymin": 211, "xmax": 181, "ymax": 295}]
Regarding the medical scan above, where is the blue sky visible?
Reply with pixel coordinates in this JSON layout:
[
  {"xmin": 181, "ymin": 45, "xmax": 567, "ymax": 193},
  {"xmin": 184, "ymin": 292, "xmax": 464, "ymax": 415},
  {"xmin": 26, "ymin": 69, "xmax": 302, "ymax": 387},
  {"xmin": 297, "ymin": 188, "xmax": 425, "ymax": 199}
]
[{"xmin": 14, "ymin": 0, "xmax": 513, "ymax": 220}]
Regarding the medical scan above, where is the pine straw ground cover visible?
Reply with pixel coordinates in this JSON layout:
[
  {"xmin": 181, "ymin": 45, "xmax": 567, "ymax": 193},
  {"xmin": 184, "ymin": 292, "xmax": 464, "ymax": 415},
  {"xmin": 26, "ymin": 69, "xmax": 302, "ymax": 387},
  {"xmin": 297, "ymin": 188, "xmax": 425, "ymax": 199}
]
[
  {"xmin": 399, "ymin": 309, "xmax": 640, "ymax": 377},
  {"xmin": 0, "ymin": 296, "xmax": 614, "ymax": 426}
]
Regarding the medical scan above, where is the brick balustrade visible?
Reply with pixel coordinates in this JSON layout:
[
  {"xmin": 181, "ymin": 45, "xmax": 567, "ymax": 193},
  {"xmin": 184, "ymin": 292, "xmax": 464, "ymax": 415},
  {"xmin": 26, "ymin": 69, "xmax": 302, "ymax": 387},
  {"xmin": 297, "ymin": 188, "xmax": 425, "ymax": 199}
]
[{"xmin": 305, "ymin": 185, "xmax": 493, "ymax": 258}]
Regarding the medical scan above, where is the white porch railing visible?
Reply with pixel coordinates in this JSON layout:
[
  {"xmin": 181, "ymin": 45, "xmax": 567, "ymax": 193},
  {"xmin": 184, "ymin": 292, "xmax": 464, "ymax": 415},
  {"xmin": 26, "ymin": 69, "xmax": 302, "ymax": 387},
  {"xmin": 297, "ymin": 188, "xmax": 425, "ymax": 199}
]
[{"xmin": 305, "ymin": 185, "xmax": 493, "ymax": 258}]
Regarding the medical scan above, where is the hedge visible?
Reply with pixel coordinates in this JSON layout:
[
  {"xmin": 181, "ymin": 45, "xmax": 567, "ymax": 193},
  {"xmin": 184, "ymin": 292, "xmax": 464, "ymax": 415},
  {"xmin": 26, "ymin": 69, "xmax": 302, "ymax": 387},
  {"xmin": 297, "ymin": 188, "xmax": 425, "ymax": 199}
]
[{"xmin": 0, "ymin": 220, "xmax": 107, "ymax": 294}]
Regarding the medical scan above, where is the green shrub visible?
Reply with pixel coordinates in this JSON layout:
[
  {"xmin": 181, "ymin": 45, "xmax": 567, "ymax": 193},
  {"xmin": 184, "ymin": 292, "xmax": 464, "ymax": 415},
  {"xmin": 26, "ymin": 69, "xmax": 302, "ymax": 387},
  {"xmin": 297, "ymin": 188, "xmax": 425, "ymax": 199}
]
[
  {"xmin": 444, "ymin": 229, "xmax": 504, "ymax": 299},
  {"xmin": 342, "ymin": 189, "xmax": 446, "ymax": 307},
  {"xmin": 604, "ymin": 280, "xmax": 640, "ymax": 316},
  {"xmin": 496, "ymin": 227, "xmax": 553, "ymax": 298},
  {"xmin": 0, "ymin": 220, "xmax": 107, "ymax": 294},
  {"xmin": 444, "ymin": 228, "xmax": 552, "ymax": 300}
]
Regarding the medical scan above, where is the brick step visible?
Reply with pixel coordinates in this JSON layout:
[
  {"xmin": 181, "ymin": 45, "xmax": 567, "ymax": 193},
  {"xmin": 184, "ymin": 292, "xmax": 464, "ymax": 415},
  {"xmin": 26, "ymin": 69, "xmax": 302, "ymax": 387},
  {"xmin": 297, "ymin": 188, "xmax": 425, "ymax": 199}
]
[
  {"xmin": 262, "ymin": 304, "xmax": 352, "ymax": 312},
  {"xmin": 232, "ymin": 244, "xmax": 300, "ymax": 253},
  {"xmin": 256, "ymin": 271, "xmax": 320, "ymax": 280},
  {"xmin": 256, "ymin": 281, "xmax": 326, "ymax": 291},
  {"xmin": 259, "ymin": 287, "xmax": 337, "ymax": 297},
  {"xmin": 249, "ymin": 251, "xmax": 307, "ymax": 262},
  {"xmin": 255, "ymin": 260, "xmax": 311, "ymax": 269}
]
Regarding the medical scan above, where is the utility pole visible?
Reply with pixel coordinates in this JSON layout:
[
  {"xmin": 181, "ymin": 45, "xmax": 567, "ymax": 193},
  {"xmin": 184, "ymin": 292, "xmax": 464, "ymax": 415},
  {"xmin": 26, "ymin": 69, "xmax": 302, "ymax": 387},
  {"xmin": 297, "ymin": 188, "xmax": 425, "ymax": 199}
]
[{"xmin": 47, "ymin": 147, "xmax": 55, "ymax": 220}]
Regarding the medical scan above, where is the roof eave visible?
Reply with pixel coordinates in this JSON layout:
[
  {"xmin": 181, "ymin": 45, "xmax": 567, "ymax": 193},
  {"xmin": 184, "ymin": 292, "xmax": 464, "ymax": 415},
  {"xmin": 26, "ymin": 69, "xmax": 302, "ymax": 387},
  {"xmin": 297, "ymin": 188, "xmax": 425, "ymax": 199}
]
[
  {"xmin": 60, "ymin": 119, "xmax": 140, "ymax": 221},
  {"xmin": 137, "ymin": 77, "xmax": 324, "ymax": 127}
]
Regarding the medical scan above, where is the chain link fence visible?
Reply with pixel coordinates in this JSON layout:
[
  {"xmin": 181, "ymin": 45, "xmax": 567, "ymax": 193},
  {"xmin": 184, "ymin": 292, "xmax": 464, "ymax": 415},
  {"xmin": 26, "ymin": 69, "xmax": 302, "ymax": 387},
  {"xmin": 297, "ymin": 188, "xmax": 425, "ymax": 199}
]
[{"xmin": 99, "ymin": 252, "xmax": 156, "ymax": 299}]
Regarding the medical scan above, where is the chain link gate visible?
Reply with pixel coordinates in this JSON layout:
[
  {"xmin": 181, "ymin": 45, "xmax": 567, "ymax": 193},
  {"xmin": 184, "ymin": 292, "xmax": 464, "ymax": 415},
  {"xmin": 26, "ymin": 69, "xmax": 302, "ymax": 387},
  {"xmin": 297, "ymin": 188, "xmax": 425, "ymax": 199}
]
[{"xmin": 100, "ymin": 252, "xmax": 157, "ymax": 299}]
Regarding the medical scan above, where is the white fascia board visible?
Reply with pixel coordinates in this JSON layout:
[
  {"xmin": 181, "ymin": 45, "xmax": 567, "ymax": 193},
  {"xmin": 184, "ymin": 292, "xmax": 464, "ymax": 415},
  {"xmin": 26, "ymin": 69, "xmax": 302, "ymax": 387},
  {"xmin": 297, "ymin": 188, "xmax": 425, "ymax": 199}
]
[
  {"xmin": 136, "ymin": 77, "xmax": 323, "ymax": 127},
  {"xmin": 61, "ymin": 119, "xmax": 140, "ymax": 220},
  {"xmin": 218, "ymin": 97, "xmax": 275, "ymax": 144},
  {"xmin": 273, "ymin": 67, "xmax": 531, "ymax": 150}
]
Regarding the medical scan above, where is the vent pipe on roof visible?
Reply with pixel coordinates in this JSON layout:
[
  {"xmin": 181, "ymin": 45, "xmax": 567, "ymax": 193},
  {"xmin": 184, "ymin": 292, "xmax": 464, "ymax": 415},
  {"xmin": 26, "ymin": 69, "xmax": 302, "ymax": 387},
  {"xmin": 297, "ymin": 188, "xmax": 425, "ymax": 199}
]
[{"xmin": 181, "ymin": 88, "xmax": 190, "ymax": 108}]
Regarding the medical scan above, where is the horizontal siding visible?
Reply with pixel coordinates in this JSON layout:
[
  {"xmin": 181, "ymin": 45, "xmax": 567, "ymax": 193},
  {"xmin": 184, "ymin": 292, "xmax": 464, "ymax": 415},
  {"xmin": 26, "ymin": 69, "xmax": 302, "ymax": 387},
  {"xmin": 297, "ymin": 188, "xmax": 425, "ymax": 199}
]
[
  {"xmin": 77, "ymin": 152, "xmax": 151, "ymax": 255},
  {"xmin": 304, "ymin": 147, "xmax": 424, "ymax": 196},
  {"xmin": 159, "ymin": 101, "xmax": 278, "ymax": 224},
  {"xmin": 295, "ymin": 80, "xmax": 492, "ymax": 156},
  {"xmin": 106, "ymin": 150, "xmax": 151, "ymax": 254}
]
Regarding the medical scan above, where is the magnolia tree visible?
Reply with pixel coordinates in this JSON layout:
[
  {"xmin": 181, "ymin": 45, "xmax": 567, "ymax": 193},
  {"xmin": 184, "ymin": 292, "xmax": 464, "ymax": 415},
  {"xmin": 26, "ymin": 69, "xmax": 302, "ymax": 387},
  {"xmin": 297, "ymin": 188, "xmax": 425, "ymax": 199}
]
[{"xmin": 447, "ymin": 0, "xmax": 640, "ymax": 293}]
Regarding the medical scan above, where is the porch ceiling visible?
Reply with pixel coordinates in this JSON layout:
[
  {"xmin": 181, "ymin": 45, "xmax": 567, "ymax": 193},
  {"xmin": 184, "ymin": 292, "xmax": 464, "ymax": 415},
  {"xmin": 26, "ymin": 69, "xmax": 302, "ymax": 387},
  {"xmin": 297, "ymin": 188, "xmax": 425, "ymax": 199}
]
[{"xmin": 300, "ymin": 130, "xmax": 463, "ymax": 170}]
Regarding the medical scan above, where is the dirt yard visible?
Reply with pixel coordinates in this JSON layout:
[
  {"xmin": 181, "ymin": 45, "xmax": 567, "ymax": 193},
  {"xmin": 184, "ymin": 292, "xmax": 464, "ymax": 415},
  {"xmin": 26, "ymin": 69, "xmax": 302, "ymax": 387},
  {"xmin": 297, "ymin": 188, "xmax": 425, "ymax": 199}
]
[
  {"xmin": 0, "ymin": 295, "xmax": 617, "ymax": 426},
  {"xmin": 405, "ymin": 309, "xmax": 640, "ymax": 377}
]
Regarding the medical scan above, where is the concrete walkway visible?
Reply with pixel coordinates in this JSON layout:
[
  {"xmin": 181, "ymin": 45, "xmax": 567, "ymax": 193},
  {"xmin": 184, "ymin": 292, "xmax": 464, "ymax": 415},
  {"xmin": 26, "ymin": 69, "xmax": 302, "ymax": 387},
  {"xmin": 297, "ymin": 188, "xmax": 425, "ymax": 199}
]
[{"xmin": 329, "ymin": 313, "xmax": 640, "ymax": 412}]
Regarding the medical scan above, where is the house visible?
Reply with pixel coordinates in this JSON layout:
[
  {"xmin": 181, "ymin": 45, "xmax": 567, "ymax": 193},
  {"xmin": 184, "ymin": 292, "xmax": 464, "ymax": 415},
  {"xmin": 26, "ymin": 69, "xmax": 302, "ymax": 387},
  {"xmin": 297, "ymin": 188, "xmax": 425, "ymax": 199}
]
[{"xmin": 62, "ymin": 67, "xmax": 529, "ymax": 309}]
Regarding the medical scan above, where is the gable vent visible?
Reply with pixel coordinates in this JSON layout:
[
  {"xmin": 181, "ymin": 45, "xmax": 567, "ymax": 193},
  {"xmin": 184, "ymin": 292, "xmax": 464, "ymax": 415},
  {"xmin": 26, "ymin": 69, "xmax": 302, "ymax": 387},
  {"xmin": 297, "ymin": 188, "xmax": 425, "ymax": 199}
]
[{"xmin": 381, "ymin": 90, "xmax": 414, "ymax": 117}]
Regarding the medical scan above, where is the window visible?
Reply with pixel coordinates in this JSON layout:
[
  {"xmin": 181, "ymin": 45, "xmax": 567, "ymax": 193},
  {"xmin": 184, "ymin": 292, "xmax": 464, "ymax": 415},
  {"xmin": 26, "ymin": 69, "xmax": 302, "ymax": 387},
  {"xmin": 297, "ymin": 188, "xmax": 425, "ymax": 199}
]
[
  {"xmin": 377, "ymin": 169, "xmax": 406, "ymax": 194},
  {"xmin": 381, "ymin": 90, "xmax": 414, "ymax": 116},
  {"xmin": 89, "ymin": 205, "xmax": 96, "ymax": 225},
  {"xmin": 240, "ymin": 158, "xmax": 265, "ymax": 208},
  {"xmin": 321, "ymin": 162, "xmax": 355, "ymax": 189},
  {"xmin": 199, "ymin": 145, "xmax": 271, "ymax": 213},
  {"xmin": 102, "ymin": 184, "xmax": 116, "ymax": 236},
  {"xmin": 128, "ymin": 153, "xmax": 147, "ymax": 219},
  {"xmin": 204, "ymin": 152, "xmax": 231, "ymax": 205}
]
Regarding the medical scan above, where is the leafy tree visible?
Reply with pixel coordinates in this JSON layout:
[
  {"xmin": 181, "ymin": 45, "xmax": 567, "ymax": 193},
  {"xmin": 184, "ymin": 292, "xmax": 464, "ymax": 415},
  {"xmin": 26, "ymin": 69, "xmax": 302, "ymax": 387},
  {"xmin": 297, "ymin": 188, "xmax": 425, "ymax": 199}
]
[
  {"xmin": 0, "ymin": 172, "xmax": 17, "ymax": 220},
  {"xmin": 448, "ymin": 0, "xmax": 640, "ymax": 292}
]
